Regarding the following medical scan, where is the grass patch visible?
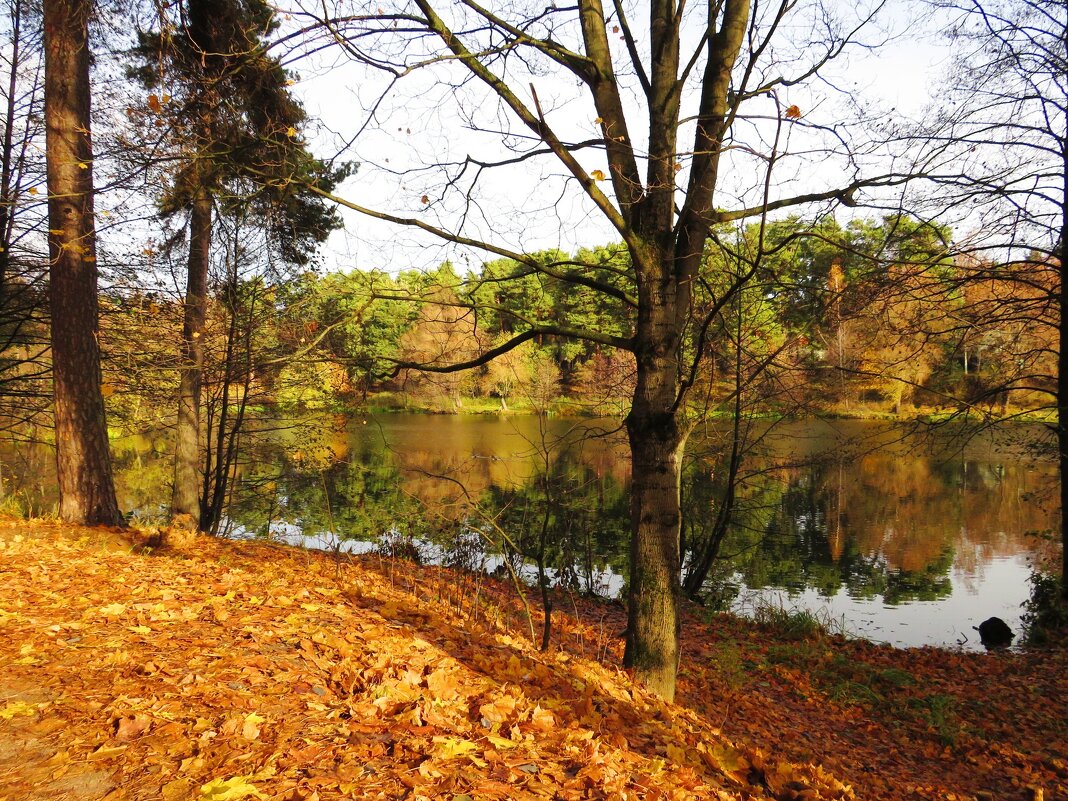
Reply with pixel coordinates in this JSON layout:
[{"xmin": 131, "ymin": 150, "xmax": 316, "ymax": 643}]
[
  {"xmin": 878, "ymin": 667, "xmax": 917, "ymax": 688},
  {"xmin": 710, "ymin": 642, "xmax": 748, "ymax": 694},
  {"xmin": 910, "ymin": 694, "xmax": 962, "ymax": 746},
  {"xmin": 795, "ymin": 653, "xmax": 960, "ymax": 744},
  {"xmin": 761, "ymin": 647, "xmax": 922, "ymax": 713},
  {"xmin": 763, "ymin": 641, "xmax": 822, "ymax": 666},
  {"xmin": 750, "ymin": 598, "xmax": 842, "ymax": 641},
  {"xmin": 827, "ymin": 680, "xmax": 883, "ymax": 706}
]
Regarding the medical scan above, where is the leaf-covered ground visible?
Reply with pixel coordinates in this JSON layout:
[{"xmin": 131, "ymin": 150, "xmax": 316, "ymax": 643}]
[{"xmin": 0, "ymin": 518, "xmax": 1064, "ymax": 801}]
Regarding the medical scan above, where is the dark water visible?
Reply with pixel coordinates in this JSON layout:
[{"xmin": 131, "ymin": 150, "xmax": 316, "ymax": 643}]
[{"xmin": 1, "ymin": 415, "xmax": 1058, "ymax": 649}]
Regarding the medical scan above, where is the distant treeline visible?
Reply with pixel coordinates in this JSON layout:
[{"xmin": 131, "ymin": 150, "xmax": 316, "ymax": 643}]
[{"xmin": 0, "ymin": 213, "xmax": 1056, "ymax": 435}]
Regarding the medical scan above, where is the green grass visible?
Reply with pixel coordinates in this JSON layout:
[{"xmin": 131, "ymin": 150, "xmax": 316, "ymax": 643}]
[
  {"xmin": 710, "ymin": 642, "xmax": 748, "ymax": 693},
  {"xmin": 910, "ymin": 693, "xmax": 961, "ymax": 746},
  {"xmin": 751, "ymin": 640, "xmax": 962, "ymax": 745},
  {"xmin": 750, "ymin": 598, "xmax": 844, "ymax": 641}
]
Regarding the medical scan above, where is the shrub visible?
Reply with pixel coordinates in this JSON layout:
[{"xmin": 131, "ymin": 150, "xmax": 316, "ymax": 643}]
[{"xmin": 1021, "ymin": 570, "xmax": 1068, "ymax": 647}]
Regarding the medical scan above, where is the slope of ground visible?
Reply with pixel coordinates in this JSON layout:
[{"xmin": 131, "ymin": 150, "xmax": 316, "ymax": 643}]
[
  {"xmin": 0, "ymin": 517, "xmax": 1064, "ymax": 801},
  {"xmin": 677, "ymin": 616, "xmax": 1067, "ymax": 800}
]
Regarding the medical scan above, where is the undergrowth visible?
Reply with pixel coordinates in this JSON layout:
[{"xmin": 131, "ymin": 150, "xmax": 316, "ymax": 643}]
[
  {"xmin": 749, "ymin": 596, "xmax": 846, "ymax": 641},
  {"xmin": 752, "ymin": 637, "xmax": 966, "ymax": 746},
  {"xmin": 1021, "ymin": 570, "xmax": 1068, "ymax": 647}
]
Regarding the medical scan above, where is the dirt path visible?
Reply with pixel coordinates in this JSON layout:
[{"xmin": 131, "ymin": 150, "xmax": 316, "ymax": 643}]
[{"xmin": 0, "ymin": 676, "xmax": 115, "ymax": 801}]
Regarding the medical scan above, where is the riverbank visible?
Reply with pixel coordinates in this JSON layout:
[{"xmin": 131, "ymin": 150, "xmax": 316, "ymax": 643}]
[
  {"xmin": 0, "ymin": 518, "xmax": 1064, "ymax": 800},
  {"xmin": 348, "ymin": 391, "xmax": 1060, "ymax": 426}
]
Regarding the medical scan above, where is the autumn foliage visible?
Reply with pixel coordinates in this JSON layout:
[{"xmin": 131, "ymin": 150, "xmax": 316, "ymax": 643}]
[{"xmin": 0, "ymin": 519, "xmax": 1064, "ymax": 800}]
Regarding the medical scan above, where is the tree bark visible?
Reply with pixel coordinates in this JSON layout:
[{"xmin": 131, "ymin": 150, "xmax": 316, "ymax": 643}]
[
  {"xmin": 171, "ymin": 182, "xmax": 211, "ymax": 520},
  {"xmin": 43, "ymin": 0, "xmax": 123, "ymax": 526},
  {"xmin": 615, "ymin": 0, "xmax": 746, "ymax": 699},
  {"xmin": 623, "ymin": 286, "xmax": 688, "ymax": 701},
  {"xmin": 1056, "ymin": 0, "xmax": 1068, "ymax": 595}
]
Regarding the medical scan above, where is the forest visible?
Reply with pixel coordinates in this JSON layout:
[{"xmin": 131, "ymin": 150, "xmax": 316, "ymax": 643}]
[
  {"xmin": 0, "ymin": 0, "xmax": 1065, "ymax": 711},
  {"xmin": 89, "ymin": 215, "xmax": 1057, "ymax": 425}
]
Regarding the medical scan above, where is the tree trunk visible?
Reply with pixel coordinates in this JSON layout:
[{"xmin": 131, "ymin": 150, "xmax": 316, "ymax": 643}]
[
  {"xmin": 623, "ymin": 296, "xmax": 688, "ymax": 701},
  {"xmin": 624, "ymin": 402, "xmax": 686, "ymax": 701},
  {"xmin": 1058, "ymin": 115, "xmax": 1067, "ymax": 598},
  {"xmin": 171, "ymin": 183, "xmax": 211, "ymax": 520},
  {"xmin": 43, "ymin": 0, "xmax": 123, "ymax": 526},
  {"xmin": 0, "ymin": 0, "xmax": 22, "ymax": 310}
]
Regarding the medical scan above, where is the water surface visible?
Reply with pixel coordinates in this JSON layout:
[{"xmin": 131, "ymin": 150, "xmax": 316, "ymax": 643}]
[{"xmin": 2, "ymin": 415, "xmax": 1056, "ymax": 649}]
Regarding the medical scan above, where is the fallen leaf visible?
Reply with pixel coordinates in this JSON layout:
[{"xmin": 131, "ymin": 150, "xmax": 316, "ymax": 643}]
[
  {"xmin": 432, "ymin": 736, "xmax": 478, "ymax": 759},
  {"xmin": 705, "ymin": 743, "xmax": 749, "ymax": 774},
  {"xmin": 115, "ymin": 713, "xmax": 152, "ymax": 741},
  {"xmin": 479, "ymin": 695, "xmax": 517, "ymax": 724},
  {"xmin": 89, "ymin": 744, "xmax": 128, "ymax": 760},
  {"xmin": 666, "ymin": 742, "xmax": 688, "ymax": 765},
  {"xmin": 241, "ymin": 712, "xmax": 265, "ymax": 740},
  {"xmin": 529, "ymin": 705, "xmax": 555, "ymax": 731},
  {"xmin": 162, "ymin": 778, "xmax": 192, "ymax": 801},
  {"xmin": 486, "ymin": 734, "xmax": 517, "ymax": 749},
  {"xmin": 200, "ymin": 775, "xmax": 266, "ymax": 800},
  {"xmin": 426, "ymin": 667, "xmax": 459, "ymax": 700},
  {"xmin": 0, "ymin": 701, "xmax": 36, "ymax": 719}
]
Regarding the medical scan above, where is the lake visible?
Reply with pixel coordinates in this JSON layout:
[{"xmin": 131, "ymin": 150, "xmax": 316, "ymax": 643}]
[{"xmin": 1, "ymin": 414, "xmax": 1058, "ymax": 650}]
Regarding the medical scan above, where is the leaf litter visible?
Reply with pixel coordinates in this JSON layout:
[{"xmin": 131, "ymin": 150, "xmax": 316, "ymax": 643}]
[{"xmin": 0, "ymin": 517, "xmax": 1063, "ymax": 801}]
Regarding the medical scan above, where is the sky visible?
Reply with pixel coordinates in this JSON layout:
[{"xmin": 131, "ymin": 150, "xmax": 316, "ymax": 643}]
[{"xmin": 277, "ymin": 0, "xmax": 957, "ymax": 277}]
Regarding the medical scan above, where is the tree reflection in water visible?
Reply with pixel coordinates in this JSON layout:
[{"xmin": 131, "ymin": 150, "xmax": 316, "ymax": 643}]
[{"xmin": 0, "ymin": 416, "xmax": 1055, "ymax": 647}]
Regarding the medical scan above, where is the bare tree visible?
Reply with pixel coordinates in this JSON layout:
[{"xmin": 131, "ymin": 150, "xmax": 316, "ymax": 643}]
[
  {"xmin": 0, "ymin": 0, "xmax": 51, "ymax": 435},
  {"xmin": 295, "ymin": 0, "xmax": 904, "ymax": 699},
  {"xmin": 920, "ymin": 0, "xmax": 1066, "ymax": 594}
]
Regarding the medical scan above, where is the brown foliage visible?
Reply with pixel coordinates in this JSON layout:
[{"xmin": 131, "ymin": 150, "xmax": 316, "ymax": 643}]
[{"xmin": 0, "ymin": 518, "xmax": 1064, "ymax": 800}]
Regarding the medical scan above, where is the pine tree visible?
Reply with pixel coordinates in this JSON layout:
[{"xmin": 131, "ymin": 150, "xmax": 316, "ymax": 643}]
[
  {"xmin": 43, "ymin": 0, "xmax": 124, "ymax": 525},
  {"xmin": 128, "ymin": 0, "xmax": 345, "ymax": 527}
]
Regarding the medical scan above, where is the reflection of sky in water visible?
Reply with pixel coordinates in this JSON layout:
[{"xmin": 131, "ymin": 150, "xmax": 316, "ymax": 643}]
[
  {"xmin": 732, "ymin": 555, "xmax": 1032, "ymax": 651},
  {"xmin": 228, "ymin": 521, "xmax": 631, "ymax": 596},
  {"xmin": 228, "ymin": 522, "xmax": 376, "ymax": 555},
  {"xmin": 234, "ymin": 519, "xmax": 1032, "ymax": 653}
]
